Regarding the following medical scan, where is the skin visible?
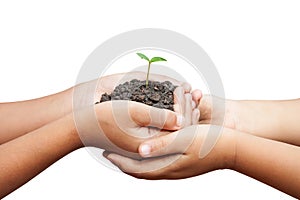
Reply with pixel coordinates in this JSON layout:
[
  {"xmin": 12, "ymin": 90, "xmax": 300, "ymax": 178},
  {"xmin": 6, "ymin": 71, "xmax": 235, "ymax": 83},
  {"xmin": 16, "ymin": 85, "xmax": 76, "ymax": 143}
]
[
  {"xmin": 193, "ymin": 93, "xmax": 300, "ymax": 146},
  {"xmin": 0, "ymin": 88, "xmax": 72, "ymax": 144},
  {"xmin": 105, "ymin": 126, "xmax": 300, "ymax": 198},
  {"xmin": 3, "ymin": 71, "xmax": 299, "ymax": 198},
  {"xmin": 105, "ymin": 92, "xmax": 300, "ymax": 199},
  {"xmin": 0, "ymin": 71, "xmax": 191, "ymax": 145},
  {"xmin": 0, "ymin": 72, "xmax": 195, "ymax": 198},
  {"xmin": 0, "ymin": 101, "xmax": 185, "ymax": 198}
]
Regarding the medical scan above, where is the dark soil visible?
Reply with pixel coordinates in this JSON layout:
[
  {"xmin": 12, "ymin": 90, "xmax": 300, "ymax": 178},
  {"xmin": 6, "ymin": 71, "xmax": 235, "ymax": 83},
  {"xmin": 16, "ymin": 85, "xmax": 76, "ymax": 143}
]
[{"xmin": 97, "ymin": 79, "xmax": 177, "ymax": 111}]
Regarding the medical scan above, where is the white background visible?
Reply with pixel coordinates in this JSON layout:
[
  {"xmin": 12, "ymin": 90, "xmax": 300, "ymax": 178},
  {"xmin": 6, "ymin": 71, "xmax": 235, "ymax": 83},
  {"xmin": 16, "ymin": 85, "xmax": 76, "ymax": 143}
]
[{"xmin": 0, "ymin": 0, "xmax": 299, "ymax": 199}]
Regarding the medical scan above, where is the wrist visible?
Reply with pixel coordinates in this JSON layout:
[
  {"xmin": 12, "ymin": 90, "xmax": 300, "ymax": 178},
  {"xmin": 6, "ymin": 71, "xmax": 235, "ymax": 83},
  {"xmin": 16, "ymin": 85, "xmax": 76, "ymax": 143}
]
[
  {"xmin": 216, "ymin": 127, "xmax": 238, "ymax": 170},
  {"xmin": 196, "ymin": 125, "xmax": 237, "ymax": 170},
  {"xmin": 63, "ymin": 113, "xmax": 84, "ymax": 150},
  {"xmin": 231, "ymin": 100, "xmax": 259, "ymax": 134},
  {"xmin": 224, "ymin": 100, "xmax": 240, "ymax": 130},
  {"xmin": 71, "ymin": 103, "xmax": 110, "ymax": 149},
  {"xmin": 198, "ymin": 95, "xmax": 239, "ymax": 130},
  {"xmin": 59, "ymin": 88, "xmax": 73, "ymax": 116}
]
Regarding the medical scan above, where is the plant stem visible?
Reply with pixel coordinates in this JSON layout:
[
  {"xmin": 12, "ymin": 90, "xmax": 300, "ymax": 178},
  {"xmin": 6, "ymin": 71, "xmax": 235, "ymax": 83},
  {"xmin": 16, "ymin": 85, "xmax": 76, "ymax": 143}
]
[{"xmin": 146, "ymin": 61, "xmax": 151, "ymax": 87}]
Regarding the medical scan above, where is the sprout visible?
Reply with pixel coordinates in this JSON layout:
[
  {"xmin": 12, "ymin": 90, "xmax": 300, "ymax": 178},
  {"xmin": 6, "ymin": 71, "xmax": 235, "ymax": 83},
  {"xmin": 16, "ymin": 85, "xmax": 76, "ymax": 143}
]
[{"xmin": 136, "ymin": 53, "xmax": 167, "ymax": 86}]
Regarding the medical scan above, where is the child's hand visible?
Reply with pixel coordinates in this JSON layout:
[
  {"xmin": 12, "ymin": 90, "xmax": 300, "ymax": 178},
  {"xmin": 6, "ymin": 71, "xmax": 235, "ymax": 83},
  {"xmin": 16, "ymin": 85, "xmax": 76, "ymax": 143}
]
[
  {"xmin": 192, "ymin": 90, "xmax": 237, "ymax": 129},
  {"xmin": 74, "ymin": 86, "xmax": 198, "ymax": 159},
  {"xmin": 103, "ymin": 125, "xmax": 236, "ymax": 179}
]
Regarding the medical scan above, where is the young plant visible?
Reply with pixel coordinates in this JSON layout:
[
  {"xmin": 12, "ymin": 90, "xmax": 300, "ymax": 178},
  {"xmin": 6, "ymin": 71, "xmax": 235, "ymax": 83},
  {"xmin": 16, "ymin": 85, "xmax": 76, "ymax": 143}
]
[{"xmin": 136, "ymin": 52, "xmax": 167, "ymax": 86}]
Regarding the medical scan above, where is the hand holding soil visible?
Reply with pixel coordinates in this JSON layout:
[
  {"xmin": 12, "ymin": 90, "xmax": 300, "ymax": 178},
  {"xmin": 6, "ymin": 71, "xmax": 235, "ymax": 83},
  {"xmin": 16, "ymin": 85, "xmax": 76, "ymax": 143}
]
[
  {"xmin": 1, "ymin": 71, "xmax": 300, "ymax": 199},
  {"xmin": 77, "ymin": 85, "xmax": 199, "ymax": 159},
  {"xmin": 81, "ymin": 62, "xmax": 200, "ymax": 157},
  {"xmin": 0, "ymin": 72, "xmax": 198, "ymax": 198}
]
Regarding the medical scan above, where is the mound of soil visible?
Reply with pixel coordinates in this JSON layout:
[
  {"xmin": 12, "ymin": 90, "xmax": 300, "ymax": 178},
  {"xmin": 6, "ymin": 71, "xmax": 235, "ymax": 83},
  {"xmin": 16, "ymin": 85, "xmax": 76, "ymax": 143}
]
[{"xmin": 98, "ymin": 79, "xmax": 177, "ymax": 111}]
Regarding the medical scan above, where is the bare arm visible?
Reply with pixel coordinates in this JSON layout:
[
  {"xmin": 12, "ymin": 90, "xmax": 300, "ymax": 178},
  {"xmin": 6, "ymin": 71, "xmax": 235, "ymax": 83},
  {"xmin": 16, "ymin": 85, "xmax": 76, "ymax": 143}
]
[
  {"xmin": 0, "ymin": 72, "xmax": 190, "ymax": 145},
  {"xmin": 0, "ymin": 89, "xmax": 72, "ymax": 144},
  {"xmin": 234, "ymin": 131, "xmax": 300, "ymax": 198},
  {"xmin": 234, "ymin": 99, "xmax": 300, "ymax": 146},
  {"xmin": 0, "ymin": 114, "xmax": 81, "ymax": 198},
  {"xmin": 195, "ymin": 93, "xmax": 300, "ymax": 146},
  {"xmin": 0, "ymin": 96, "xmax": 186, "ymax": 199},
  {"xmin": 104, "ymin": 125, "xmax": 300, "ymax": 198}
]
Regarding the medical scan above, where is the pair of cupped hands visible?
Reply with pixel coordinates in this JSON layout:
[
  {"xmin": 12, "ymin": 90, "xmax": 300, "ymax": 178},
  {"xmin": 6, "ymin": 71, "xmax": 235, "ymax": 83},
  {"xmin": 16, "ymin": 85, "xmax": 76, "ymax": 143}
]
[{"xmin": 75, "ymin": 72, "xmax": 235, "ymax": 179}]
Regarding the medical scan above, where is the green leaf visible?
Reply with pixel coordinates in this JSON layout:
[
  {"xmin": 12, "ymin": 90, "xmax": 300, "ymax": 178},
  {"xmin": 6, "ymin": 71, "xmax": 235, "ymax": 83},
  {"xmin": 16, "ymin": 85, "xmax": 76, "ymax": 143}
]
[
  {"xmin": 150, "ymin": 57, "xmax": 167, "ymax": 63},
  {"xmin": 136, "ymin": 53, "xmax": 150, "ymax": 61}
]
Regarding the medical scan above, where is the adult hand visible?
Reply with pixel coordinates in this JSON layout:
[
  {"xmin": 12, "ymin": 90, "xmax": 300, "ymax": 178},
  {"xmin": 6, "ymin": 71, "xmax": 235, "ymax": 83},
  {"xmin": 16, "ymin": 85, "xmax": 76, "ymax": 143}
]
[{"xmin": 103, "ymin": 125, "xmax": 236, "ymax": 179}]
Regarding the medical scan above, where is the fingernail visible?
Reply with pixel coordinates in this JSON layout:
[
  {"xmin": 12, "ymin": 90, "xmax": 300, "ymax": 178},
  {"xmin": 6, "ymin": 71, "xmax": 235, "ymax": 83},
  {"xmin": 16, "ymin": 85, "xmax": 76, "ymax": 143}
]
[
  {"xmin": 140, "ymin": 144, "xmax": 151, "ymax": 156},
  {"xmin": 102, "ymin": 151, "xmax": 109, "ymax": 158},
  {"xmin": 176, "ymin": 115, "xmax": 185, "ymax": 127},
  {"xmin": 107, "ymin": 153, "xmax": 116, "ymax": 161}
]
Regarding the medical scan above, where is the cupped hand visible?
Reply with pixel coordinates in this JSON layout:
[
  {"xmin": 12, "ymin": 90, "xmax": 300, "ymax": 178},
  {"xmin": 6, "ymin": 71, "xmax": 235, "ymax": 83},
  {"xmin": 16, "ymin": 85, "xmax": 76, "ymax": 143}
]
[
  {"xmin": 79, "ymin": 100, "xmax": 180, "ymax": 158},
  {"xmin": 103, "ymin": 124, "xmax": 236, "ymax": 179},
  {"xmin": 75, "ymin": 85, "xmax": 199, "ymax": 159},
  {"xmin": 192, "ymin": 90, "xmax": 237, "ymax": 129}
]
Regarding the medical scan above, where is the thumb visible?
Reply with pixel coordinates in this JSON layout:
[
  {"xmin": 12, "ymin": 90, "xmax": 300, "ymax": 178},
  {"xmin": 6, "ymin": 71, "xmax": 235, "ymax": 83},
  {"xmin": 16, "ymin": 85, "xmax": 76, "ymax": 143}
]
[
  {"xmin": 192, "ymin": 89, "xmax": 202, "ymax": 105},
  {"xmin": 139, "ymin": 125, "xmax": 199, "ymax": 157},
  {"xmin": 129, "ymin": 101, "xmax": 185, "ymax": 130}
]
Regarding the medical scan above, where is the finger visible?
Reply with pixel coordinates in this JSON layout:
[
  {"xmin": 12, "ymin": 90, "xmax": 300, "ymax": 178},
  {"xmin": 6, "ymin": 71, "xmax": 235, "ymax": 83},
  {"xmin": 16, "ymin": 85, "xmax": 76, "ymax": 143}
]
[
  {"xmin": 105, "ymin": 152, "xmax": 182, "ymax": 178},
  {"xmin": 181, "ymin": 82, "xmax": 191, "ymax": 93},
  {"xmin": 192, "ymin": 109, "xmax": 200, "ymax": 125},
  {"xmin": 139, "ymin": 125, "xmax": 199, "ymax": 157},
  {"xmin": 129, "ymin": 101, "xmax": 184, "ymax": 130},
  {"xmin": 192, "ymin": 100, "xmax": 196, "ymax": 109},
  {"xmin": 102, "ymin": 151, "xmax": 110, "ymax": 158},
  {"xmin": 184, "ymin": 93, "xmax": 193, "ymax": 126},
  {"xmin": 173, "ymin": 87, "xmax": 185, "ymax": 116},
  {"xmin": 105, "ymin": 152, "xmax": 140, "ymax": 172},
  {"xmin": 192, "ymin": 89, "xmax": 202, "ymax": 105}
]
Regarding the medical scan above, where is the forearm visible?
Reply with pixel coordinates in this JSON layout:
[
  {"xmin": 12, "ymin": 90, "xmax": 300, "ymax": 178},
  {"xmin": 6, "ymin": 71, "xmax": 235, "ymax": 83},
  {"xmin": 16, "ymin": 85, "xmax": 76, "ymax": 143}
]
[
  {"xmin": 0, "ymin": 114, "xmax": 82, "ymax": 198},
  {"xmin": 0, "ymin": 88, "xmax": 73, "ymax": 144},
  {"xmin": 233, "ymin": 131, "xmax": 300, "ymax": 198},
  {"xmin": 233, "ymin": 99, "xmax": 300, "ymax": 146}
]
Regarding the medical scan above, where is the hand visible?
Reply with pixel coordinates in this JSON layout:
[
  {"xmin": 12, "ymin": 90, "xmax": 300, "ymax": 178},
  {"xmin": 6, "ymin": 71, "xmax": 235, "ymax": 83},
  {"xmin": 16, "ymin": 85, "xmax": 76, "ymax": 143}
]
[
  {"xmin": 103, "ymin": 124, "xmax": 236, "ymax": 179},
  {"xmin": 75, "ymin": 86, "xmax": 199, "ymax": 159},
  {"xmin": 72, "ymin": 72, "xmax": 196, "ymax": 158},
  {"xmin": 192, "ymin": 90, "xmax": 237, "ymax": 129},
  {"xmin": 192, "ymin": 92, "xmax": 300, "ymax": 147}
]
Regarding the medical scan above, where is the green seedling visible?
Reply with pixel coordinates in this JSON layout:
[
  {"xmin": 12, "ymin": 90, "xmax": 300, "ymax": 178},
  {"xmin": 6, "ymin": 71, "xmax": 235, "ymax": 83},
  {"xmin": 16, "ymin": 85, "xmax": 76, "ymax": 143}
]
[{"xmin": 136, "ymin": 53, "xmax": 167, "ymax": 86}]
